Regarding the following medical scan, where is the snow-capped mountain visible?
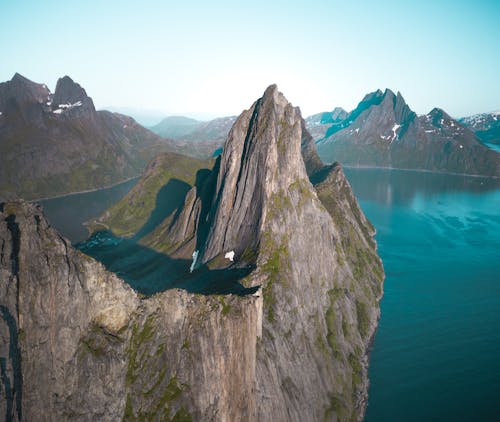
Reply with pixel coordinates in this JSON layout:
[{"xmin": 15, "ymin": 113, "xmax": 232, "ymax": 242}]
[{"xmin": 459, "ymin": 111, "xmax": 500, "ymax": 146}]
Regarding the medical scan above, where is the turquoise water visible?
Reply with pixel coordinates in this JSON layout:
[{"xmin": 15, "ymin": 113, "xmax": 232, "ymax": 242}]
[{"xmin": 344, "ymin": 169, "xmax": 500, "ymax": 422}]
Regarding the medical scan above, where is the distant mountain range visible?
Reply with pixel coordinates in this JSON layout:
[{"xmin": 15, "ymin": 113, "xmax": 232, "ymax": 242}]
[
  {"xmin": 308, "ymin": 89, "xmax": 499, "ymax": 177},
  {"xmin": 150, "ymin": 115, "xmax": 237, "ymax": 158},
  {"xmin": 100, "ymin": 106, "xmax": 167, "ymax": 127},
  {"xmin": 459, "ymin": 111, "xmax": 500, "ymax": 146},
  {"xmin": 0, "ymin": 73, "xmax": 177, "ymax": 200}
]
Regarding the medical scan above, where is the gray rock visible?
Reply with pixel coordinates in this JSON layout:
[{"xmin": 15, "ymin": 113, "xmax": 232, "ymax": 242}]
[{"xmin": 0, "ymin": 84, "xmax": 384, "ymax": 421}]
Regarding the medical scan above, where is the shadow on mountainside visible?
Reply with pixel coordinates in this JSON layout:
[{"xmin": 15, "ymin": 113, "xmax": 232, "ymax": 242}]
[
  {"xmin": 77, "ymin": 231, "xmax": 258, "ymax": 296},
  {"xmin": 132, "ymin": 178, "xmax": 191, "ymax": 241}
]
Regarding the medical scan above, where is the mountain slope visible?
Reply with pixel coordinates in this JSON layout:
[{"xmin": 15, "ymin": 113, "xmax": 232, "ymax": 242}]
[
  {"xmin": 459, "ymin": 111, "xmax": 500, "ymax": 146},
  {"xmin": 0, "ymin": 200, "xmax": 260, "ymax": 421},
  {"xmin": 150, "ymin": 115, "xmax": 201, "ymax": 138},
  {"xmin": 313, "ymin": 89, "xmax": 499, "ymax": 177},
  {"xmin": 151, "ymin": 115, "xmax": 237, "ymax": 159},
  {"xmin": 0, "ymin": 74, "xmax": 175, "ymax": 200},
  {"xmin": 85, "ymin": 84, "xmax": 384, "ymax": 420},
  {"xmin": 1, "ymin": 85, "xmax": 383, "ymax": 421}
]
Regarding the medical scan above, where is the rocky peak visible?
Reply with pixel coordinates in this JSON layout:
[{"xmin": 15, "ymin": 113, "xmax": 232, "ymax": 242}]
[
  {"xmin": 347, "ymin": 88, "xmax": 386, "ymax": 122},
  {"xmin": 393, "ymin": 91, "xmax": 415, "ymax": 124},
  {"xmin": 0, "ymin": 72, "xmax": 51, "ymax": 110},
  {"xmin": 197, "ymin": 84, "xmax": 306, "ymax": 265},
  {"xmin": 330, "ymin": 106, "xmax": 348, "ymax": 122},
  {"xmin": 52, "ymin": 75, "xmax": 95, "ymax": 115},
  {"xmin": 427, "ymin": 107, "xmax": 453, "ymax": 126}
]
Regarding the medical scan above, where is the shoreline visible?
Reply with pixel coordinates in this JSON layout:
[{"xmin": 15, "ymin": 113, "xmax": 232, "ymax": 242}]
[
  {"xmin": 19, "ymin": 164, "xmax": 500, "ymax": 204},
  {"xmin": 340, "ymin": 164, "xmax": 500, "ymax": 179},
  {"xmin": 29, "ymin": 176, "xmax": 140, "ymax": 203}
]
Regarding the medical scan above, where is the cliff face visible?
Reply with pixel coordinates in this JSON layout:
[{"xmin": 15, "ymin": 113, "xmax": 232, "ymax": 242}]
[
  {"xmin": 314, "ymin": 89, "xmax": 499, "ymax": 177},
  {"xmin": 0, "ymin": 201, "xmax": 260, "ymax": 421},
  {"xmin": 0, "ymin": 74, "xmax": 176, "ymax": 201},
  {"xmin": 103, "ymin": 85, "xmax": 383, "ymax": 420},
  {"xmin": 1, "ymin": 85, "xmax": 383, "ymax": 421},
  {"xmin": 190, "ymin": 85, "xmax": 382, "ymax": 420}
]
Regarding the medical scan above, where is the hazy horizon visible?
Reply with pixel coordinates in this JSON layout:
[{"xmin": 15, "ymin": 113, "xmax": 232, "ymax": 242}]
[{"xmin": 2, "ymin": 0, "xmax": 499, "ymax": 118}]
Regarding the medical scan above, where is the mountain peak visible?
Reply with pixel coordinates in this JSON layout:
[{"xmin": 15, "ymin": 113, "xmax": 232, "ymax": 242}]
[
  {"xmin": 11, "ymin": 72, "xmax": 31, "ymax": 83},
  {"xmin": 197, "ymin": 85, "xmax": 305, "ymax": 265},
  {"xmin": 383, "ymin": 88, "xmax": 396, "ymax": 98},
  {"xmin": 53, "ymin": 75, "xmax": 95, "ymax": 114}
]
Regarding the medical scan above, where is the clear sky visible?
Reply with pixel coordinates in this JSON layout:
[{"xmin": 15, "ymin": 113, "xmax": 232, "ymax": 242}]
[{"xmin": 1, "ymin": 0, "xmax": 499, "ymax": 119}]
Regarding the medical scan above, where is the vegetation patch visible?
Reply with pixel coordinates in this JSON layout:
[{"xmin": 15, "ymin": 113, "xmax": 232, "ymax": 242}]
[
  {"xmin": 324, "ymin": 394, "xmax": 348, "ymax": 422},
  {"xmin": 356, "ymin": 299, "xmax": 370, "ymax": 339},
  {"xmin": 261, "ymin": 234, "xmax": 290, "ymax": 323},
  {"xmin": 97, "ymin": 154, "xmax": 210, "ymax": 237}
]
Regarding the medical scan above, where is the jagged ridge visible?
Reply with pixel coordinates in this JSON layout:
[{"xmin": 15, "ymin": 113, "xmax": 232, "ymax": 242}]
[{"xmin": 313, "ymin": 89, "xmax": 499, "ymax": 177}]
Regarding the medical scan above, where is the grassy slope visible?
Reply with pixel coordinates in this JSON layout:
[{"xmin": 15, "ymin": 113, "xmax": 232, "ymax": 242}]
[{"xmin": 89, "ymin": 152, "xmax": 211, "ymax": 237}]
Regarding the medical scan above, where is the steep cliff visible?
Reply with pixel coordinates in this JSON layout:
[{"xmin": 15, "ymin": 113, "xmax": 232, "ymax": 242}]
[
  {"xmin": 0, "ymin": 201, "xmax": 260, "ymax": 421},
  {"xmin": 1, "ymin": 85, "xmax": 383, "ymax": 421},
  {"xmin": 190, "ymin": 85, "xmax": 383, "ymax": 421}
]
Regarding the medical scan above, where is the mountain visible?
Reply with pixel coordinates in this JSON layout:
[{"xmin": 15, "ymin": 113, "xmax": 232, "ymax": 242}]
[
  {"xmin": 82, "ymin": 85, "xmax": 384, "ymax": 420},
  {"xmin": 0, "ymin": 73, "xmax": 175, "ymax": 200},
  {"xmin": 312, "ymin": 89, "xmax": 499, "ymax": 177},
  {"xmin": 459, "ymin": 111, "xmax": 500, "ymax": 146},
  {"xmin": 100, "ymin": 106, "xmax": 167, "ymax": 127},
  {"xmin": 305, "ymin": 107, "xmax": 348, "ymax": 141},
  {"xmin": 0, "ymin": 200, "xmax": 260, "ymax": 421},
  {"xmin": 150, "ymin": 115, "xmax": 201, "ymax": 138},
  {"xmin": 150, "ymin": 115, "xmax": 237, "ymax": 158}
]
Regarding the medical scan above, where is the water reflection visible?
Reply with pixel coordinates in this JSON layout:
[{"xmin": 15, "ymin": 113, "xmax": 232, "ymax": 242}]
[
  {"xmin": 344, "ymin": 167, "xmax": 500, "ymax": 205},
  {"xmin": 39, "ymin": 178, "xmax": 138, "ymax": 243}
]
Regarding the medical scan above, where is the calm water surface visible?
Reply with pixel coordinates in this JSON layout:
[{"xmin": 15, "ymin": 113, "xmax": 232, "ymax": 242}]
[
  {"xmin": 39, "ymin": 178, "xmax": 138, "ymax": 243},
  {"xmin": 344, "ymin": 169, "xmax": 500, "ymax": 422}
]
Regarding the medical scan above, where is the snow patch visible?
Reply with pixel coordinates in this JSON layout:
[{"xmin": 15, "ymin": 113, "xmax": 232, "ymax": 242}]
[
  {"xmin": 58, "ymin": 101, "xmax": 83, "ymax": 109},
  {"xmin": 355, "ymin": 128, "xmax": 359, "ymax": 134},
  {"xmin": 225, "ymin": 251, "xmax": 235, "ymax": 261},
  {"xmin": 190, "ymin": 250, "xmax": 199, "ymax": 273},
  {"xmin": 459, "ymin": 144, "xmax": 464, "ymax": 149},
  {"xmin": 53, "ymin": 109, "xmax": 63, "ymax": 114},
  {"xmin": 391, "ymin": 124, "xmax": 401, "ymax": 142}
]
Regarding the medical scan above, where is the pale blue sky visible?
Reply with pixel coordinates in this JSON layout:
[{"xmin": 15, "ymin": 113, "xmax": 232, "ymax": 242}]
[{"xmin": 1, "ymin": 0, "xmax": 499, "ymax": 118}]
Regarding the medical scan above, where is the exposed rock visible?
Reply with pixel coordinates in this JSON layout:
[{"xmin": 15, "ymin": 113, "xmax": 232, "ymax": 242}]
[
  {"xmin": 0, "ymin": 201, "xmax": 260, "ymax": 421},
  {"xmin": 102, "ymin": 84, "xmax": 384, "ymax": 420},
  {"xmin": 1, "ymin": 84, "xmax": 384, "ymax": 421},
  {"xmin": 313, "ymin": 89, "xmax": 499, "ymax": 177}
]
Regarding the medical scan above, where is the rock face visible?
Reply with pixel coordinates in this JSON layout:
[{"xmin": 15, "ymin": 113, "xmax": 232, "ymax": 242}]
[
  {"xmin": 98, "ymin": 85, "xmax": 384, "ymax": 420},
  {"xmin": 0, "ymin": 201, "xmax": 260, "ymax": 421},
  {"xmin": 0, "ymin": 74, "xmax": 176, "ymax": 201},
  {"xmin": 312, "ymin": 89, "xmax": 499, "ymax": 177},
  {"xmin": 1, "ymin": 85, "xmax": 384, "ymax": 421}
]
